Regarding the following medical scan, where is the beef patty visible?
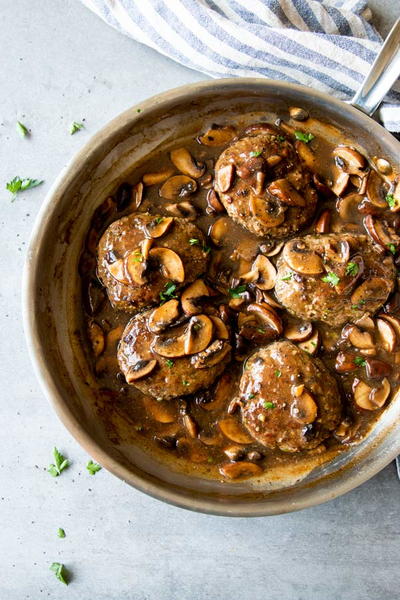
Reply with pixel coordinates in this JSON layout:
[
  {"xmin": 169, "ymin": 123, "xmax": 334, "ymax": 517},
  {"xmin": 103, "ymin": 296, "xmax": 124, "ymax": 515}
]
[
  {"xmin": 274, "ymin": 233, "xmax": 395, "ymax": 327},
  {"xmin": 240, "ymin": 341, "xmax": 341, "ymax": 452},
  {"xmin": 214, "ymin": 124, "xmax": 317, "ymax": 238}
]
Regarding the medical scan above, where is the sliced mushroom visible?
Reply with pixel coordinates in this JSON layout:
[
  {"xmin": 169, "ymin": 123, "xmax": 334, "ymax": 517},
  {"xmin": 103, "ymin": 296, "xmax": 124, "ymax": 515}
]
[
  {"xmin": 145, "ymin": 216, "xmax": 174, "ymax": 239},
  {"xmin": 261, "ymin": 241, "xmax": 284, "ymax": 257},
  {"xmin": 239, "ymin": 267, "xmax": 259, "ymax": 284},
  {"xmin": 353, "ymin": 378, "xmax": 390, "ymax": 410},
  {"xmin": 152, "ymin": 332, "xmax": 186, "ymax": 358},
  {"xmin": 366, "ymin": 170, "xmax": 388, "ymax": 208},
  {"xmin": 354, "ymin": 315, "xmax": 375, "ymax": 330},
  {"xmin": 247, "ymin": 303, "xmax": 283, "ymax": 335},
  {"xmin": 331, "ymin": 171, "xmax": 350, "ymax": 197},
  {"xmin": 142, "ymin": 168, "xmax": 175, "ymax": 186},
  {"xmin": 181, "ymin": 279, "xmax": 209, "ymax": 316},
  {"xmin": 379, "ymin": 313, "xmax": 400, "ymax": 339},
  {"xmin": 314, "ymin": 209, "xmax": 331, "ymax": 233},
  {"xmin": 297, "ymin": 328, "xmax": 320, "ymax": 355},
  {"xmin": 170, "ymin": 147, "xmax": 205, "ymax": 179},
  {"xmin": 183, "ymin": 414, "xmax": 198, "ymax": 438},
  {"xmin": 365, "ymin": 358, "xmax": 392, "ymax": 379},
  {"xmin": 376, "ymin": 158, "xmax": 392, "ymax": 175},
  {"xmin": 88, "ymin": 322, "xmax": 105, "ymax": 357},
  {"xmin": 295, "ymin": 140, "xmax": 318, "ymax": 172},
  {"xmin": 198, "ymin": 125, "xmax": 236, "ymax": 146},
  {"xmin": 290, "ymin": 391, "xmax": 317, "ymax": 424},
  {"xmin": 289, "ymin": 106, "xmax": 309, "ymax": 121},
  {"xmin": 191, "ymin": 339, "xmax": 231, "ymax": 369},
  {"xmin": 206, "ymin": 188, "xmax": 225, "ymax": 214},
  {"xmin": 165, "ymin": 200, "xmax": 197, "ymax": 219},
  {"xmin": 142, "ymin": 396, "xmax": 176, "ymax": 423},
  {"xmin": 351, "ymin": 277, "xmax": 391, "ymax": 308},
  {"xmin": 347, "ymin": 325, "xmax": 374, "ymax": 349},
  {"xmin": 209, "ymin": 216, "xmax": 231, "ymax": 246},
  {"xmin": 252, "ymin": 254, "xmax": 276, "ymax": 290},
  {"xmin": 282, "ymin": 239, "xmax": 324, "ymax": 275},
  {"xmin": 149, "ymin": 247, "xmax": 185, "ymax": 282},
  {"xmin": 376, "ymin": 317, "xmax": 397, "ymax": 352},
  {"xmin": 218, "ymin": 417, "xmax": 253, "ymax": 444},
  {"xmin": 184, "ymin": 314, "xmax": 214, "ymax": 355},
  {"xmin": 159, "ymin": 175, "xmax": 197, "ymax": 200},
  {"xmin": 284, "ymin": 321, "xmax": 313, "ymax": 342},
  {"xmin": 140, "ymin": 238, "xmax": 153, "ymax": 260},
  {"xmin": 126, "ymin": 359, "xmax": 157, "ymax": 382},
  {"xmin": 268, "ymin": 179, "xmax": 306, "ymax": 207},
  {"xmin": 219, "ymin": 461, "xmax": 263, "ymax": 480},
  {"xmin": 364, "ymin": 215, "xmax": 399, "ymax": 251},
  {"xmin": 335, "ymin": 351, "xmax": 358, "ymax": 373},
  {"xmin": 333, "ymin": 146, "xmax": 366, "ymax": 175},
  {"xmin": 148, "ymin": 299, "xmax": 180, "ymax": 333},
  {"xmin": 130, "ymin": 182, "xmax": 144, "ymax": 210},
  {"xmin": 266, "ymin": 154, "xmax": 283, "ymax": 167},
  {"xmin": 223, "ymin": 445, "xmax": 245, "ymax": 461},
  {"xmin": 202, "ymin": 373, "xmax": 233, "ymax": 412},
  {"xmin": 249, "ymin": 196, "xmax": 285, "ymax": 228},
  {"xmin": 107, "ymin": 257, "xmax": 129, "ymax": 285},
  {"xmin": 252, "ymin": 171, "xmax": 266, "ymax": 196},
  {"xmin": 209, "ymin": 316, "xmax": 229, "ymax": 339},
  {"xmin": 125, "ymin": 250, "xmax": 147, "ymax": 285},
  {"xmin": 216, "ymin": 164, "xmax": 235, "ymax": 193}
]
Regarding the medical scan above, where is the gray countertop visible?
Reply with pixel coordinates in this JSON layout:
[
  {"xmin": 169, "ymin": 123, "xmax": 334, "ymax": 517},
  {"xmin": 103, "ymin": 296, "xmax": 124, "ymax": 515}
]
[{"xmin": 1, "ymin": 1, "xmax": 399, "ymax": 598}]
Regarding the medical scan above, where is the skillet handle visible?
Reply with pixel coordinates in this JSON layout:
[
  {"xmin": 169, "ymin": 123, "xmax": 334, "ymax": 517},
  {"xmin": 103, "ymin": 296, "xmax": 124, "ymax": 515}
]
[{"xmin": 351, "ymin": 18, "xmax": 400, "ymax": 117}]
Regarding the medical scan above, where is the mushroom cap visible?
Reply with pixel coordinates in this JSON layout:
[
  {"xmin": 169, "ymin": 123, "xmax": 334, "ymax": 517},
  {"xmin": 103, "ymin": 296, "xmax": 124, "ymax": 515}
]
[
  {"xmin": 275, "ymin": 233, "xmax": 395, "ymax": 326},
  {"xmin": 97, "ymin": 213, "xmax": 208, "ymax": 313},
  {"xmin": 240, "ymin": 341, "xmax": 342, "ymax": 452},
  {"xmin": 214, "ymin": 131, "xmax": 317, "ymax": 238},
  {"xmin": 118, "ymin": 309, "xmax": 231, "ymax": 400}
]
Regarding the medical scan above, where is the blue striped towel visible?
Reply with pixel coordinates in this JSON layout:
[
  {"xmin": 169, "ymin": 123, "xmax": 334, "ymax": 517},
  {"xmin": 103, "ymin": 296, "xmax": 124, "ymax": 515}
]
[{"xmin": 81, "ymin": 0, "xmax": 400, "ymax": 131}]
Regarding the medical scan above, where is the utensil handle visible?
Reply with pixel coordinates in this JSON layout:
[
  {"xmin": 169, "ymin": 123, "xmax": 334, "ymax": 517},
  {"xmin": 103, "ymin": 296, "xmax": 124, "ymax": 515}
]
[{"xmin": 351, "ymin": 18, "xmax": 400, "ymax": 117}]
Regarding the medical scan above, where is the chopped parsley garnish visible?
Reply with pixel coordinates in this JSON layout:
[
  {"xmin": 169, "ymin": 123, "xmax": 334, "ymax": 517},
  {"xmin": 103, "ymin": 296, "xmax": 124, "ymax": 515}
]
[
  {"xmin": 57, "ymin": 528, "xmax": 66, "ymax": 539},
  {"xmin": 277, "ymin": 135, "xmax": 286, "ymax": 142},
  {"xmin": 131, "ymin": 250, "xmax": 143, "ymax": 263},
  {"xmin": 248, "ymin": 393, "xmax": 255, "ymax": 399},
  {"xmin": 387, "ymin": 243, "xmax": 397, "ymax": 255},
  {"xmin": 189, "ymin": 238, "xmax": 200, "ymax": 245},
  {"xmin": 321, "ymin": 272, "xmax": 340, "ymax": 286},
  {"xmin": 294, "ymin": 131, "xmax": 314, "ymax": 143},
  {"xmin": 6, "ymin": 176, "xmax": 43, "ymax": 200},
  {"xmin": 385, "ymin": 194, "xmax": 397, "ymax": 209},
  {"xmin": 229, "ymin": 284, "xmax": 247, "ymax": 298},
  {"xmin": 257, "ymin": 327, "xmax": 266, "ymax": 334},
  {"xmin": 249, "ymin": 150, "xmax": 262, "ymax": 157},
  {"xmin": 354, "ymin": 356, "xmax": 366, "ymax": 367},
  {"xmin": 202, "ymin": 244, "xmax": 211, "ymax": 254},
  {"xmin": 263, "ymin": 401, "xmax": 275, "ymax": 409},
  {"xmin": 50, "ymin": 562, "xmax": 68, "ymax": 585},
  {"xmin": 352, "ymin": 299, "xmax": 366, "ymax": 310},
  {"xmin": 159, "ymin": 281, "xmax": 177, "ymax": 302},
  {"xmin": 281, "ymin": 273, "xmax": 292, "ymax": 281},
  {"xmin": 154, "ymin": 216, "xmax": 164, "ymax": 224},
  {"xmin": 86, "ymin": 460, "xmax": 102, "ymax": 475},
  {"xmin": 70, "ymin": 121, "xmax": 84, "ymax": 135},
  {"xmin": 346, "ymin": 262, "xmax": 359, "ymax": 276},
  {"xmin": 165, "ymin": 359, "xmax": 174, "ymax": 368},
  {"xmin": 137, "ymin": 108, "xmax": 141, "ymax": 113},
  {"xmin": 16, "ymin": 121, "xmax": 29, "ymax": 137},
  {"xmin": 182, "ymin": 379, "xmax": 190, "ymax": 387},
  {"xmin": 48, "ymin": 448, "xmax": 70, "ymax": 477},
  {"xmin": 274, "ymin": 369, "xmax": 282, "ymax": 377}
]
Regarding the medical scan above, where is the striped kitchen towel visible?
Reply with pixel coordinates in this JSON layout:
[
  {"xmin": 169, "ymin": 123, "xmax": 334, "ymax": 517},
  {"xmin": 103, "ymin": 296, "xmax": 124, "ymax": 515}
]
[{"xmin": 81, "ymin": 0, "xmax": 400, "ymax": 130}]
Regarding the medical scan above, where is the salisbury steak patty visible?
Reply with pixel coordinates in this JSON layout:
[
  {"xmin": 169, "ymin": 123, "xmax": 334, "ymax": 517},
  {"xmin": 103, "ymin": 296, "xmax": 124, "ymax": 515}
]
[
  {"xmin": 118, "ymin": 308, "xmax": 231, "ymax": 400},
  {"xmin": 240, "ymin": 341, "xmax": 341, "ymax": 452},
  {"xmin": 214, "ymin": 124, "xmax": 317, "ymax": 238},
  {"xmin": 97, "ymin": 214, "xmax": 208, "ymax": 312},
  {"xmin": 275, "ymin": 233, "xmax": 395, "ymax": 327}
]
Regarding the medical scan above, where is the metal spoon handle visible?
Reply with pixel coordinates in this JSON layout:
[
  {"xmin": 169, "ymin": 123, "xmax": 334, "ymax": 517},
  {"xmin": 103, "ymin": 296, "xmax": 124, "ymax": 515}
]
[{"xmin": 351, "ymin": 18, "xmax": 400, "ymax": 117}]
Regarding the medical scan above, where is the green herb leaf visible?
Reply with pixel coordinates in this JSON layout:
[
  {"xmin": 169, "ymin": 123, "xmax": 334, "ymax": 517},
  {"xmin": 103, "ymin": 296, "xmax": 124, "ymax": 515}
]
[
  {"xmin": 277, "ymin": 135, "xmax": 286, "ymax": 142},
  {"xmin": 189, "ymin": 238, "xmax": 200, "ymax": 245},
  {"xmin": 159, "ymin": 281, "xmax": 177, "ymax": 302},
  {"xmin": 345, "ymin": 262, "xmax": 359, "ymax": 276},
  {"xmin": 202, "ymin": 244, "xmax": 211, "ymax": 254},
  {"xmin": 385, "ymin": 194, "xmax": 397, "ymax": 209},
  {"xmin": 86, "ymin": 460, "xmax": 102, "ymax": 475},
  {"xmin": 136, "ymin": 108, "xmax": 141, "ymax": 113},
  {"xmin": 48, "ymin": 447, "xmax": 70, "ymax": 477},
  {"xmin": 70, "ymin": 121, "xmax": 84, "ymax": 135},
  {"xmin": 294, "ymin": 131, "xmax": 314, "ymax": 143},
  {"xmin": 321, "ymin": 272, "xmax": 340, "ymax": 286},
  {"xmin": 263, "ymin": 401, "xmax": 275, "ymax": 409},
  {"xmin": 57, "ymin": 528, "xmax": 66, "ymax": 539},
  {"xmin": 387, "ymin": 243, "xmax": 397, "ymax": 255},
  {"xmin": 354, "ymin": 356, "xmax": 366, "ymax": 367},
  {"xmin": 281, "ymin": 272, "xmax": 292, "ymax": 281},
  {"xmin": 50, "ymin": 562, "xmax": 68, "ymax": 585},
  {"xmin": 249, "ymin": 150, "xmax": 262, "ymax": 157},
  {"xmin": 182, "ymin": 379, "xmax": 190, "ymax": 387},
  {"xmin": 229, "ymin": 284, "xmax": 247, "ymax": 299},
  {"xmin": 154, "ymin": 216, "xmax": 164, "ymax": 224},
  {"xmin": 256, "ymin": 327, "xmax": 266, "ymax": 333},
  {"xmin": 248, "ymin": 393, "xmax": 255, "ymax": 399},
  {"xmin": 16, "ymin": 121, "xmax": 29, "ymax": 137},
  {"xmin": 6, "ymin": 176, "xmax": 43, "ymax": 200},
  {"xmin": 165, "ymin": 359, "xmax": 174, "ymax": 368},
  {"xmin": 274, "ymin": 369, "xmax": 282, "ymax": 378}
]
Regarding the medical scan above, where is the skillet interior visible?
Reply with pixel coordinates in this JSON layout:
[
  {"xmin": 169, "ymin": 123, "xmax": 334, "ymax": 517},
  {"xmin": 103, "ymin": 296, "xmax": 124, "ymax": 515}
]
[{"xmin": 23, "ymin": 79, "xmax": 400, "ymax": 516}]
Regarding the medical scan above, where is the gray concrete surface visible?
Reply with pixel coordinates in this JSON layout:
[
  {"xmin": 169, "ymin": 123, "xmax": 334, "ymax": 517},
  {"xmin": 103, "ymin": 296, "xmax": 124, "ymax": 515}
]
[{"xmin": 1, "ymin": 1, "xmax": 399, "ymax": 598}]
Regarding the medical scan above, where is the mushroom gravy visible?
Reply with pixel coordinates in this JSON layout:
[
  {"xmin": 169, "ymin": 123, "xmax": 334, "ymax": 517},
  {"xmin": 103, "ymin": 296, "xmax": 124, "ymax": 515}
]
[{"xmin": 78, "ymin": 111, "xmax": 400, "ymax": 482}]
